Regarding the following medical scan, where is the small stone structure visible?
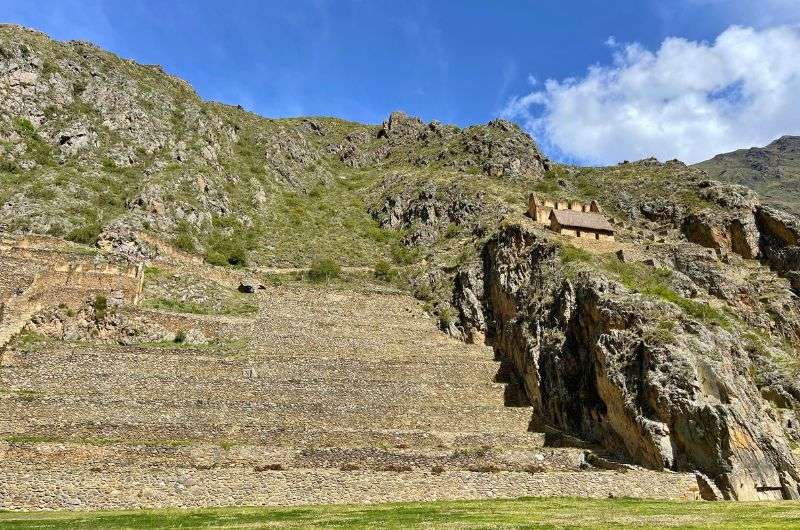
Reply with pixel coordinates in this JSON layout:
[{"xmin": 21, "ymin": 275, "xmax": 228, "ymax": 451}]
[{"xmin": 528, "ymin": 193, "xmax": 615, "ymax": 241}]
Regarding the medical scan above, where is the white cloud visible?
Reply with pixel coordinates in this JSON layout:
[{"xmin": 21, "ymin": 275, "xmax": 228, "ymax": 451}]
[{"xmin": 501, "ymin": 25, "xmax": 800, "ymax": 164}]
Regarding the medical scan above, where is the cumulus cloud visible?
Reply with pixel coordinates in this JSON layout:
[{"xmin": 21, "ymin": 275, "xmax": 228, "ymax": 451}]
[{"xmin": 501, "ymin": 25, "xmax": 800, "ymax": 164}]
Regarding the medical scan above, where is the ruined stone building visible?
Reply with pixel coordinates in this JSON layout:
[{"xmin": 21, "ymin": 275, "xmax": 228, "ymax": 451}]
[{"xmin": 528, "ymin": 193, "xmax": 615, "ymax": 241}]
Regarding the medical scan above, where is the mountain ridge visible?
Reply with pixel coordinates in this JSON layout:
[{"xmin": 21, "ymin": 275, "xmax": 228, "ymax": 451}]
[{"xmin": 695, "ymin": 135, "xmax": 800, "ymax": 214}]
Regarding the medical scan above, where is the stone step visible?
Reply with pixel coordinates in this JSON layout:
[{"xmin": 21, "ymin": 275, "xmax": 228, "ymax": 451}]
[
  {"xmin": 4, "ymin": 379, "xmax": 514, "ymax": 408},
  {"xmin": 6, "ymin": 356, "xmax": 507, "ymax": 395},
  {"xmin": 0, "ymin": 466, "xmax": 702, "ymax": 510},
  {"xmin": 5, "ymin": 399, "xmax": 534, "ymax": 434},
  {"xmin": 2, "ymin": 441, "xmax": 587, "ymax": 472},
  {"xmin": 2, "ymin": 427, "xmax": 547, "ymax": 450}
]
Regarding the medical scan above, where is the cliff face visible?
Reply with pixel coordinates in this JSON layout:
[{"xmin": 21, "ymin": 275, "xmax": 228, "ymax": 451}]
[{"xmin": 454, "ymin": 223, "xmax": 799, "ymax": 500}]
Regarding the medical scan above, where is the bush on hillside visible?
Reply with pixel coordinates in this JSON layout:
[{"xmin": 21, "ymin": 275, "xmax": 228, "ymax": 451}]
[
  {"xmin": 66, "ymin": 222, "xmax": 102, "ymax": 245},
  {"xmin": 373, "ymin": 259, "xmax": 397, "ymax": 283},
  {"xmin": 309, "ymin": 258, "xmax": 341, "ymax": 283}
]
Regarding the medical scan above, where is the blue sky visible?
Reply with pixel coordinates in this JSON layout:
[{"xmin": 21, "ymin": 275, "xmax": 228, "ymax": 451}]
[{"xmin": 2, "ymin": 0, "xmax": 799, "ymax": 163}]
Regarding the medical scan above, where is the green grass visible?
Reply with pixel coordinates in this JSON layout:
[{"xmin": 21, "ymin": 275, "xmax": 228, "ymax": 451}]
[
  {"xmin": 11, "ymin": 330, "xmax": 48, "ymax": 354},
  {"xmin": 2, "ymin": 497, "xmax": 800, "ymax": 529},
  {"xmin": 559, "ymin": 243, "xmax": 730, "ymax": 328}
]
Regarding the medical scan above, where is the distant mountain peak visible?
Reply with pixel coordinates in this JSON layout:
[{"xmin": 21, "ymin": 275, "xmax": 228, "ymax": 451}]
[{"xmin": 695, "ymin": 135, "xmax": 800, "ymax": 213}]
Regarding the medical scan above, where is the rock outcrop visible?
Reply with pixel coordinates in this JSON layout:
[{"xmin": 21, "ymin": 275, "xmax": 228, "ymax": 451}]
[
  {"xmin": 678, "ymin": 181, "xmax": 800, "ymax": 295},
  {"xmin": 370, "ymin": 178, "xmax": 499, "ymax": 245},
  {"xmin": 453, "ymin": 223, "xmax": 800, "ymax": 500}
]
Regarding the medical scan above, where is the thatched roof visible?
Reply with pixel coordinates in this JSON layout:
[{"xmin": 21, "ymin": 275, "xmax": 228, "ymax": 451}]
[{"xmin": 549, "ymin": 209, "xmax": 614, "ymax": 232}]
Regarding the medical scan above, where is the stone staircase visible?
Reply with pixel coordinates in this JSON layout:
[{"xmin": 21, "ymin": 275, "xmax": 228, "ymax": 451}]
[{"xmin": 0, "ymin": 283, "xmax": 700, "ymax": 510}]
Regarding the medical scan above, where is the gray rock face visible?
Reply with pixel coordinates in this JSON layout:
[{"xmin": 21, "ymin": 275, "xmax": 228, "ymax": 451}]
[
  {"xmin": 454, "ymin": 223, "xmax": 800, "ymax": 500},
  {"xmin": 679, "ymin": 191, "xmax": 800, "ymax": 295},
  {"xmin": 757, "ymin": 206, "xmax": 800, "ymax": 290},
  {"xmin": 695, "ymin": 136, "xmax": 800, "ymax": 215},
  {"xmin": 681, "ymin": 181, "xmax": 762, "ymax": 260},
  {"xmin": 339, "ymin": 111, "xmax": 549, "ymax": 180},
  {"xmin": 370, "ymin": 180, "xmax": 499, "ymax": 245}
]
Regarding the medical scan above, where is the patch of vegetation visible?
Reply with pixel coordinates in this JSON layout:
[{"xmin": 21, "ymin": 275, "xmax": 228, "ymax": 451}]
[
  {"xmin": 644, "ymin": 319, "xmax": 678, "ymax": 345},
  {"xmin": 66, "ymin": 217, "xmax": 103, "ymax": 245},
  {"xmin": 0, "ymin": 157, "xmax": 19, "ymax": 173},
  {"xmin": 390, "ymin": 242, "xmax": 420, "ymax": 265},
  {"xmin": 171, "ymin": 219, "xmax": 196, "ymax": 253},
  {"xmin": 0, "ymin": 388, "xmax": 40, "ymax": 402},
  {"xmin": 204, "ymin": 217, "xmax": 253, "ymax": 267},
  {"xmin": 558, "ymin": 244, "xmax": 593, "ymax": 264},
  {"xmin": 559, "ymin": 243, "xmax": 730, "ymax": 328},
  {"xmin": 308, "ymin": 258, "xmax": 341, "ymax": 283},
  {"xmin": 3, "ymin": 497, "xmax": 800, "ymax": 528},
  {"xmin": 12, "ymin": 330, "xmax": 47, "ymax": 354},
  {"xmin": 14, "ymin": 117, "xmax": 55, "ymax": 167},
  {"xmin": 373, "ymin": 259, "xmax": 398, "ymax": 283},
  {"xmin": 437, "ymin": 306, "xmax": 455, "ymax": 329},
  {"xmin": 93, "ymin": 295, "xmax": 108, "ymax": 320}
]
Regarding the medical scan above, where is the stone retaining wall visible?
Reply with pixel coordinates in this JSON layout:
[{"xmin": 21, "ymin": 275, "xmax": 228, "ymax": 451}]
[{"xmin": 0, "ymin": 467, "xmax": 700, "ymax": 511}]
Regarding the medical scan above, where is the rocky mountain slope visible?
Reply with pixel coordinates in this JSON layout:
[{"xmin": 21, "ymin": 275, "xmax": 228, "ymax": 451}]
[
  {"xmin": 1, "ymin": 24, "xmax": 800, "ymax": 501},
  {"xmin": 696, "ymin": 136, "xmax": 800, "ymax": 215}
]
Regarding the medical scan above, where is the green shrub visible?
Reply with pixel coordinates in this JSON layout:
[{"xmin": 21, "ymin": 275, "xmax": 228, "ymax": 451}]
[
  {"xmin": 14, "ymin": 117, "xmax": 36, "ymax": 136},
  {"xmin": 41, "ymin": 59, "xmax": 59, "ymax": 78},
  {"xmin": 93, "ymin": 295, "xmax": 108, "ymax": 320},
  {"xmin": 559, "ymin": 244, "xmax": 593, "ymax": 264},
  {"xmin": 205, "ymin": 233, "xmax": 248, "ymax": 267},
  {"xmin": 172, "ymin": 220, "xmax": 196, "ymax": 253},
  {"xmin": 391, "ymin": 243, "xmax": 419, "ymax": 265},
  {"xmin": 174, "ymin": 330, "xmax": 186, "ymax": 344},
  {"xmin": 173, "ymin": 232, "xmax": 196, "ymax": 253},
  {"xmin": 374, "ymin": 259, "xmax": 397, "ymax": 283},
  {"xmin": 66, "ymin": 222, "xmax": 102, "ymax": 245},
  {"xmin": 309, "ymin": 258, "xmax": 341, "ymax": 283},
  {"xmin": 73, "ymin": 80, "xmax": 87, "ymax": 96},
  {"xmin": 438, "ymin": 306, "xmax": 456, "ymax": 329},
  {"xmin": 414, "ymin": 284, "xmax": 433, "ymax": 301},
  {"xmin": 603, "ymin": 258, "xmax": 729, "ymax": 328},
  {"xmin": 14, "ymin": 117, "xmax": 54, "ymax": 166},
  {"xmin": 0, "ymin": 158, "xmax": 19, "ymax": 173}
]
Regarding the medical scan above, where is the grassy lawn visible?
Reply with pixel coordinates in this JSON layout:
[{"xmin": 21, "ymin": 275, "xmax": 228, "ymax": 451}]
[{"xmin": 2, "ymin": 498, "xmax": 800, "ymax": 529}]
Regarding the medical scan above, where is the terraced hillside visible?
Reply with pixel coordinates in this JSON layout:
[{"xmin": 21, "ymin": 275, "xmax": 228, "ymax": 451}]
[
  {"xmin": 0, "ymin": 243, "xmax": 700, "ymax": 510},
  {"xmin": 2, "ymin": 24, "xmax": 800, "ymax": 506}
]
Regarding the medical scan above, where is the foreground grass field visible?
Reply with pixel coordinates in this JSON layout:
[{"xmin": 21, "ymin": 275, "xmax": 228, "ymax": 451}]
[{"xmin": 2, "ymin": 497, "xmax": 800, "ymax": 529}]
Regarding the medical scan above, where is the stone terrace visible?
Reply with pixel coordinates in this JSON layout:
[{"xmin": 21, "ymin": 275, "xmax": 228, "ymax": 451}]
[{"xmin": 0, "ymin": 278, "xmax": 700, "ymax": 509}]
